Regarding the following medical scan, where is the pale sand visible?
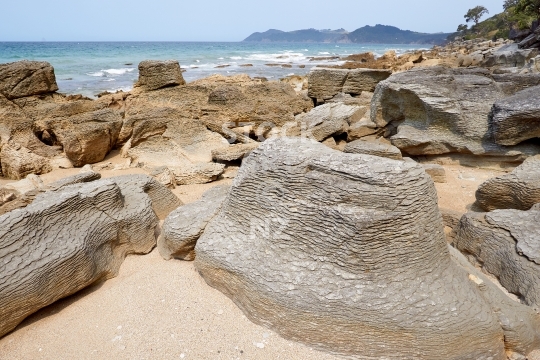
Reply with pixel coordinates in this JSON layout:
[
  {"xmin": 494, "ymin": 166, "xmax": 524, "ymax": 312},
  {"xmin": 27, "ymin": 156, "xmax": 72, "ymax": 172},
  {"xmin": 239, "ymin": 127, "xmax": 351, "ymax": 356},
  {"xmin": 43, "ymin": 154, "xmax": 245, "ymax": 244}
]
[{"xmin": 0, "ymin": 153, "xmax": 509, "ymax": 359}]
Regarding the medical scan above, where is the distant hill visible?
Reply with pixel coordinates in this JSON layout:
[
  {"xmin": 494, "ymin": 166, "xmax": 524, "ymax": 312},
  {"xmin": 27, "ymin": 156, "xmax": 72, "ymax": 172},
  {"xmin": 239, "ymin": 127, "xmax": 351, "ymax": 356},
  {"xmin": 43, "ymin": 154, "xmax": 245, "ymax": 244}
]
[{"xmin": 243, "ymin": 25, "xmax": 451, "ymax": 45}]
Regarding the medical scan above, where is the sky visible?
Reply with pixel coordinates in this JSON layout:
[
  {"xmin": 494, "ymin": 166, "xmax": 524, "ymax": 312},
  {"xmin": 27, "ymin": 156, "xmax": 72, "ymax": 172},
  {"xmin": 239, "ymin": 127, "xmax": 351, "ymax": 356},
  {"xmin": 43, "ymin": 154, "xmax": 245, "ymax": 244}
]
[{"xmin": 1, "ymin": 0, "xmax": 504, "ymax": 41}]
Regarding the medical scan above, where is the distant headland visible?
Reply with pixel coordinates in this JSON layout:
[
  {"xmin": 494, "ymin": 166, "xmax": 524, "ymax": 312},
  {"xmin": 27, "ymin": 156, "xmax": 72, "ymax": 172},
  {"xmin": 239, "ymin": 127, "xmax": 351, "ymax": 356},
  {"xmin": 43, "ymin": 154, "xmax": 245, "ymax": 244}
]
[{"xmin": 243, "ymin": 24, "xmax": 451, "ymax": 44}]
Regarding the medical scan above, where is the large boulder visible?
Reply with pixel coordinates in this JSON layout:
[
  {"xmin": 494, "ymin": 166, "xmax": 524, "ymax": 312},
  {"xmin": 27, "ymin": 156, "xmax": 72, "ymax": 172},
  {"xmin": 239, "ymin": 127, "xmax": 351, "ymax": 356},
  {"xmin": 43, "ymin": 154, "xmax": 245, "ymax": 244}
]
[
  {"xmin": 475, "ymin": 155, "xmax": 540, "ymax": 211},
  {"xmin": 491, "ymin": 85, "xmax": 540, "ymax": 146},
  {"xmin": 0, "ymin": 142, "xmax": 52, "ymax": 180},
  {"xmin": 136, "ymin": 60, "xmax": 185, "ymax": 91},
  {"xmin": 34, "ymin": 109, "xmax": 123, "ymax": 167},
  {"xmin": 194, "ymin": 137, "xmax": 537, "ymax": 359},
  {"xmin": 0, "ymin": 61, "xmax": 58, "ymax": 100},
  {"xmin": 158, "ymin": 185, "xmax": 229, "ymax": 261},
  {"xmin": 342, "ymin": 68, "xmax": 392, "ymax": 94},
  {"xmin": 372, "ymin": 67, "xmax": 540, "ymax": 160},
  {"xmin": 0, "ymin": 174, "xmax": 179, "ymax": 338},
  {"xmin": 456, "ymin": 207, "xmax": 540, "ymax": 310},
  {"xmin": 482, "ymin": 43, "xmax": 538, "ymax": 67}
]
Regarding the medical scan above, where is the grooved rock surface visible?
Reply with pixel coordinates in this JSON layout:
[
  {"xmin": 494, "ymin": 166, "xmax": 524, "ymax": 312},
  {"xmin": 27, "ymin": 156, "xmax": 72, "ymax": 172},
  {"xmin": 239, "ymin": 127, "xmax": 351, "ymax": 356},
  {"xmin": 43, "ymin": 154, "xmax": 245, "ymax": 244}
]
[
  {"xmin": 475, "ymin": 156, "xmax": 540, "ymax": 211},
  {"xmin": 158, "ymin": 185, "xmax": 230, "ymax": 261},
  {"xmin": 491, "ymin": 85, "xmax": 540, "ymax": 146},
  {"xmin": 0, "ymin": 61, "xmax": 58, "ymax": 99},
  {"xmin": 194, "ymin": 137, "xmax": 515, "ymax": 359},
  {"xmin": 137, "ymin": 60, "xmax": 185, "ymax": 91},
  {"xmin": 456, "ymin": 208, "xmax": 540, "ymax": 310},
  {"xmin": 372, "ymin": 67, "xmax": 540, "ymax": 160},
  {"xmin": 0, "ymin": 174, "xmax": 180, "ymax": 338},
  {"xmin": 343, "ymin": 138, "xmax": 402, "ymax": 159}
]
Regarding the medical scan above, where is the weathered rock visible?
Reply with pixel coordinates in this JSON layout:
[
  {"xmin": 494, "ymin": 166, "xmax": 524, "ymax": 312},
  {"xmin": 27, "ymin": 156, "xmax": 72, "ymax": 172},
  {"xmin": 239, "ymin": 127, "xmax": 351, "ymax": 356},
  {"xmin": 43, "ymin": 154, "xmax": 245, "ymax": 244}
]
[
  {"xmin": 137, "ymin": 60, "xmax": 185, "ymax": 91},
  {"xmin": 482, "ymin": 44, "xmax": 538, "ymax": 68},
  {"xmin": 440, "ymin": 207, "xmax": 463, "ymax": 244},
  {"xmin": 34, "ymin": 109, "xmax": 123, "ymax": 167},
  {"xmin": 212, "ymin": 143, "xmax": 259, "ymax": 162},
  {"xmin": 158, "ymin": 185, "xmax": 229, "ymax": 261},
  {"xmin": 307, "ymin": 68, "xmax": 349, "ymax": 101},
  {"xmin": 456, "ymin": 208, "xmax": 540, "ymax": 310},
  {"xmin": 342, "ymin": 68, "xmax": 392, "ymax": 94},
  {"xmin": 491, "ymin": 85, "xmax": 540, "ymax": 146},
  {"xmin": 195, "ymin": 137, "xmax": 524, "ymax": 359},
  {"xmin": 0, "ymin": 61, "xmax": 58, "ymax": 99},
  {"xmin": 149, "ymin": 166, "xmax": 176, "ymax": 189},
  {"xmin": 290, "ymin": 102, "xmax": 364, "ymax": 142},
  {"xmin": 422, "ymin": 163, "xmax": 447, "ymax": 183},
  {"xmin": 372, "ymin": 67, "xmax": 540, "ymax": 160},
  {"xmin": 171, "ymin": 163, "xmax": 225, "ymax": 186},
  {"xmin": 0, "ymin": 174, "xmax": 179, "ymax": 338},
  {"xmin": 0, "ymin": 142, "xmax": 52, "ymax": 180},
  {"xmin": 2, "ymin": 173, "xmax": 45, "ymax": 194},
  {"xmin": 327, "ymin": 92, "xmax": 373, "ymax": 107},
  {"xmin": 475, "ymin": 156, "xmax": 540, "ymax": 211},
  {"xmin": 343, "ymin": 138, "xmax": 402, "ymax": 160}
]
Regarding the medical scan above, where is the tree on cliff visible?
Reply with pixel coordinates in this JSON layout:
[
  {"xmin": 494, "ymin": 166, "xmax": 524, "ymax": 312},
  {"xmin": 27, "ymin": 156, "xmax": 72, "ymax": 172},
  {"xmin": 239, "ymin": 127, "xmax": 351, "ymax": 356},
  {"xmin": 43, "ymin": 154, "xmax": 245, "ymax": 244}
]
[
  {"xmin": 515, "ymin": 0, "xmax": 540, "ymax": 20},
  {"xmin": 457, "ymin": 24, "xmax": 469, "ymax": 33},
  {"xmin": 465, "ymin": 6, "xmax": 490, "ymax": 25}
]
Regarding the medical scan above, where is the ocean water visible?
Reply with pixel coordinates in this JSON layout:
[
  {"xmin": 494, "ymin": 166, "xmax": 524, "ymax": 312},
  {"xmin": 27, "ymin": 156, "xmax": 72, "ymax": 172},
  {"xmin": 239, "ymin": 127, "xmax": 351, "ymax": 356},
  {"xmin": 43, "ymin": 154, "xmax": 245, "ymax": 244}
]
[{"xmin": 0, "ymin": 42, "xmax": 428, "ymax": 98}]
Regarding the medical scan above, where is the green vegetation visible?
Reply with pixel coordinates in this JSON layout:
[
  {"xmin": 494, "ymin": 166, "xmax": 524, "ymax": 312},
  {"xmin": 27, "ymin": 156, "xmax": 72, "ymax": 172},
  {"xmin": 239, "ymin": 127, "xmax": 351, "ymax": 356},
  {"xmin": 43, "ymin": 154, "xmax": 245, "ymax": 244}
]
[{"xmin": 450, "ymin": 1, "xmax": 538, "ymax": 41}]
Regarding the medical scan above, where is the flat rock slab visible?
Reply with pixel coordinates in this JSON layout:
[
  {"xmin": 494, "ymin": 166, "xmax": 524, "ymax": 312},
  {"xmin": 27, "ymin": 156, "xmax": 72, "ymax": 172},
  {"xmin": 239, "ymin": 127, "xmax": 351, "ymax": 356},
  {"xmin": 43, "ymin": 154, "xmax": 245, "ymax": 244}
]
[{"xmin": 343, "ymin": 138, "xmax": 402, "ymax": 159}]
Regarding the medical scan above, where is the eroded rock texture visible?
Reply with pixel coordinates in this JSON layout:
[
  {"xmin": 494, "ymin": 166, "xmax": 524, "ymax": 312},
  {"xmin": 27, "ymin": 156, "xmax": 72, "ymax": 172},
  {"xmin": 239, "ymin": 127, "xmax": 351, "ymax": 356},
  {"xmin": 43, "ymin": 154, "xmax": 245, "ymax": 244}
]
[
  {"xmin": 456, "ymin": 208, "xmax": 540, "ymax": 311},
  {"xmin": 158, "ymin": 185, "xmax": 229, "ymax": 261},
  {"xmin": 0, "ymin": 61, "xmax": 58, "ymax": 99},
  {"xmin": 194, "ymin": 137, "xmax": 528, "ymax": 359},
  {"xmin": 0, "ymin": 174, "xmax": 179, "ymax": 338},
  {"xmin": 343, "ymin": 138, "xmax": 402, "ymax": 159},
  {"xmin": 491, "ymin": 85, "xmax": 540, "ymax": 146},
  {"xmin": 476, "ymin": 155, "xmax": 540, "ymax": 211},
  {"xmin": 371, "ymin": 66, "xmax": 540, "ymax": 160},
  {"xmin": 136, "ymin": 60, "xmax": 185, "ymax": 91}
]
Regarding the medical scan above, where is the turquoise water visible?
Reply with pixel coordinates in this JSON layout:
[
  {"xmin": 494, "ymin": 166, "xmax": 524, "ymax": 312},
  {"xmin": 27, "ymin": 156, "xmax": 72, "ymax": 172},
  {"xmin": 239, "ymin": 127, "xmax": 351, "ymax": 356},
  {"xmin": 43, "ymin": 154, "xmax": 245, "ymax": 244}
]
[{"xmin": 0, "ymin": 42, "xmax": 428, "ymax": 98}]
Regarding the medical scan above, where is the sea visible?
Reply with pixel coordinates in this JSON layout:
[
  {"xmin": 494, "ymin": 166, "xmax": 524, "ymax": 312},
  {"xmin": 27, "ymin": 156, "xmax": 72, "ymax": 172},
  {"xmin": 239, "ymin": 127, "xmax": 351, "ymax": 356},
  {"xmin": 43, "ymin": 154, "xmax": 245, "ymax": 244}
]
[{"xmin": 0, "ymin": 42, "xmax": 429, "ymax": 98}]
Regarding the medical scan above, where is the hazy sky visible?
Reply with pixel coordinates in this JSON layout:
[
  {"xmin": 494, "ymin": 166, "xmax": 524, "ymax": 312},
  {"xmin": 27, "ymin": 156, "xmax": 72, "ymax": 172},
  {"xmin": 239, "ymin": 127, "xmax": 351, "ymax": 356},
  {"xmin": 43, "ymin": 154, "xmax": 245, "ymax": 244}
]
[{"xmin": 1, "ymin": 0, "xmax": 504, "ymax": 41}]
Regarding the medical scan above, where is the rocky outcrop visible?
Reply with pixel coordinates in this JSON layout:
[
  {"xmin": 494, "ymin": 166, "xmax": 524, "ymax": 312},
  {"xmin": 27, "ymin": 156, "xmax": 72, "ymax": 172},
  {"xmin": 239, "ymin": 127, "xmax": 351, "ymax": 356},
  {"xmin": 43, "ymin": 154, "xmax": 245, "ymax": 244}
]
[
  {"xmin": 372, "ymin": 67, "xmax": 540, "ymax": 160},
  {"xmin": 456, "ymin": 207, "xmax": 540, "ymax": 310},
  {"xmin": 518, "ymin": 26, "xmax": 540, "ymax": 50},
  {"xmin": 0, "ymin": 142, "xmax": 52, "ymax": 180},
  {"xmin": 490, "ymin": 85, "xmax": 540, "ymax": 146},
  {"xmin": 34, "ymin": 109, "xmax": 123, "ymax": 167},
  {"xmin": 308, "ymin": 68, "xmax": 390, "ymax": 102},
  {"xmin": 195, "ymin": 137, "xmax": 538, "ymax": 359},
  {"xmin": 482, "ymin": 43, "xmax": 539, "ymax": 68},
  {"xmin": 158, "ymin": 185, "xmax": 229, "ymax": 261},
  {"xmin": 343, "ymin": 137, "xmax": 402, "ymax": 159},
  {"xmin": 136, "ymin": 60, "xmax": 185, "ymax": 91},
  {"xmin": 0, "ymin": 174, "xmax": 179, "ymax": 338},
  {"xmin": 475, "ymin": 156, "xmax": 540, "ymax": 211},
  {"xmin": 0, "ymin": 61, "xmax": 58, "ymax": 99}
]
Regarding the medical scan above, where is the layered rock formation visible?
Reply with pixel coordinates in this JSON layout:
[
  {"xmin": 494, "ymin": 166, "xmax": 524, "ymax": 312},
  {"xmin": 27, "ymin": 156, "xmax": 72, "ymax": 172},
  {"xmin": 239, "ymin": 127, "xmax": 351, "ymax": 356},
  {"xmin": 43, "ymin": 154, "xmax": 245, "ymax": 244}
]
[
  {"xmin": 0, "ymin": 174, "xmax": 180, "ymax": 338},
  {"xmin": 371, "ymin": 66, "xmax": 540, "ymax": 162},
  {"xmin": 194, "ymin": 138, "xmax": 539, "ymax": 359}
]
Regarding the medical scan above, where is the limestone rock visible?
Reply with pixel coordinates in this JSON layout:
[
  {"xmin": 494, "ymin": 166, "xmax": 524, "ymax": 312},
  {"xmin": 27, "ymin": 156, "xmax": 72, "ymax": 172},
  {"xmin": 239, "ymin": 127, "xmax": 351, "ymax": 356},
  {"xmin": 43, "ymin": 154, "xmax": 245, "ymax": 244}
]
[
  {"xmin": 158, "ymin": 185, "xmax": 230, "ymax": 261},
  {"xmin": 422, "ymin": 163, "xmax": 447, "ymax": 183},
  {"xmin": 149, "ymin": 166, "xmax": 176, "ymax": 189},
  {"xmin": 0, "ymin": 142, "xmax": 52, "ymax": 180},
  {"xmin": 34, "ymin": 109, "xmax": 123, "ymax": 167},
  {"xmin": 195, "ymin": 137, "xmax": 522, "ymax": 359},
  {"xmin": 0, "ymin": 60, "xmax": 58, "ymax": 99},
  {"xmin": 137, "ymin": 60, "xmax": 185, "ymax": 91},
  {"xmin": 2, "ymin": 173, "xmax": 45, "ymax": 194},
  {"xmin": 342, "ymin": 68, "xmax": 392, "ymax": 94},
  {"xmin": 372, "ymin": 66, "xmax": 540, "ymax": 160},
  {"xmin": 456, "ymin": 208, "xmax": 540, "ymax": 310},
  {"xmin": 171, "ymin": 163, "xmax": 225, "ymax": 186},
  {"xmin": 475, "ymin": 156, "xmax": 540, "ymax": 211},
  {"xmin": 291, "ymin": 102, "xmax": 364, "ymax": 142},
  {"xmin": 307, "ymin": 68, "xmax": 349, "ymax": 101},
  {"xmin": 212, "ymin": 143, "xmax": 259, "ymax": 162},
  {"xmin": 343, "ymin": 138, "xmax": 402, "ymax": 159},
  {"xmin": 0, "ymin": 174, "xmax": 180, "ymax": 338},
  {"xmin": 491, "ymin": 85, "xmax": 540, "ymax": 146}
]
